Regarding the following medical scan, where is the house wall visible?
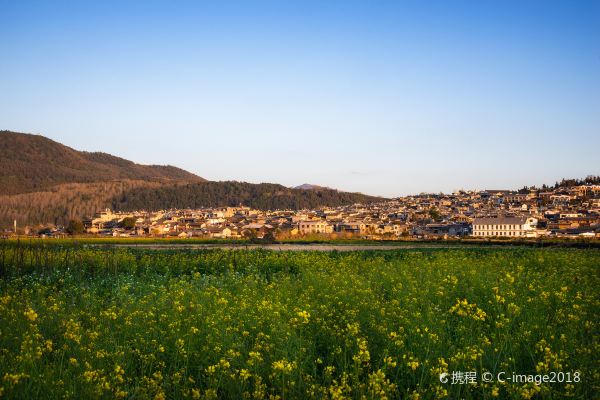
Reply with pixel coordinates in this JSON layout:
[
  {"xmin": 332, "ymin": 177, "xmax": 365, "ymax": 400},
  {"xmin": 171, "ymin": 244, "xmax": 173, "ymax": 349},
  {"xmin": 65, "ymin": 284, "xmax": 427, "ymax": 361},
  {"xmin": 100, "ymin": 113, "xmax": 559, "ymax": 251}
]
[
  {"xmin": 298, "ymin": 222, "xmax": 333, "ymax": 234},
  {"xmin": 472, "ymin": 223, "xmax": 526, "ymax": 237},
  {"xmin": 472, "ymin": 218, "xmax": 537, "ymax": 237}
]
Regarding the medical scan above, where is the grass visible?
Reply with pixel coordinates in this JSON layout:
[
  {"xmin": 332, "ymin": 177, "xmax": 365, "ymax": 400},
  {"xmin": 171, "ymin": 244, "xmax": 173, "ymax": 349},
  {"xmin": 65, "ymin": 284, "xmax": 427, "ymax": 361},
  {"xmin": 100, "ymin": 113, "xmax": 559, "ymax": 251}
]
[{"xmin": 0, "ymin": 243, "xmax": 598, "ymax": 399}]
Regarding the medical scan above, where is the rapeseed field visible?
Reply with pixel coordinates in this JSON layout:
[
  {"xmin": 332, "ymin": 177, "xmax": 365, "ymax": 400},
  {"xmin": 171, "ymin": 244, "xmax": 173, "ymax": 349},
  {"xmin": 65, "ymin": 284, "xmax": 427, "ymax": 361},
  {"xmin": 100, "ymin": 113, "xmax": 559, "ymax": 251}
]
[{"xmin": 0, "ymin": 244, "xmax": 598, "ymax": 399}]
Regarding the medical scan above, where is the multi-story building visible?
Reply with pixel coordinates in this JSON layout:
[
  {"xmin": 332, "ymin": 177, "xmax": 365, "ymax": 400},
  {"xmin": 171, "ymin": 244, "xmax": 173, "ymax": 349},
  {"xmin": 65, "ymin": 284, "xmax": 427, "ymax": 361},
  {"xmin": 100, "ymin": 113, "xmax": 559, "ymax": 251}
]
[
  {"xmin": 472, "ymin": 216, "xmax": 538, "ymax": 237},
  {"xmin": 503, "ymin": 193, "xmax": 528, "ymax": 203},
  {"xmin": 298, "ymin": 220, "xmax": 333, "ymax": 235}
]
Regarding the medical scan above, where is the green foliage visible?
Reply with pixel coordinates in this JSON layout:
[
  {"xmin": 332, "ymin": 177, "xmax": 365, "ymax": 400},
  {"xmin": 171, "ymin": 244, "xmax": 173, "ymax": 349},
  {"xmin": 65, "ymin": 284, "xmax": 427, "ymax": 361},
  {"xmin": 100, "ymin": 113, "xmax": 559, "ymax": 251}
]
[
  {"xmin": 428, "ymin": 207, "xmax": 441, "ymax": 221},
  {"xmin": 0, "ymin": 130, "xmax": 204, "ymax": 227},
  {"xmin": 0, "ymin": 180, "xmax": 158, "ymax": 228},
  {"xmin": 119, "ymin": 217, "xmax": 136, "ymax": 230},
  {"xmin": 111, "ymin": 181, "xmax": 383, "ymax": 212},
  {"xmin": 0, "ymin": 130, "xmax": 203, "ymax": 196},
  {"xmin": 66, "ymin": 219, "xmax": 85, "ymax": 235},
  {"xmin": 553, "ymin": 175, "xmax": 600, "ymax": 188},
  {"xmin": 0, "ymin": 244, "xmax": 598, "ymax": 399}
]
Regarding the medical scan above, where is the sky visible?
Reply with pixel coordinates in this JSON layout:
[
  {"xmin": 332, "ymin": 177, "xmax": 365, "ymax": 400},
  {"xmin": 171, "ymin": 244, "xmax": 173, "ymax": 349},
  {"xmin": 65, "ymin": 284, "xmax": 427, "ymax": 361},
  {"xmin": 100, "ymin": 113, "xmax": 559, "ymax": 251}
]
[{"xmin": 1, "ymin": 1, "xmax": 599, "ymax": 197}]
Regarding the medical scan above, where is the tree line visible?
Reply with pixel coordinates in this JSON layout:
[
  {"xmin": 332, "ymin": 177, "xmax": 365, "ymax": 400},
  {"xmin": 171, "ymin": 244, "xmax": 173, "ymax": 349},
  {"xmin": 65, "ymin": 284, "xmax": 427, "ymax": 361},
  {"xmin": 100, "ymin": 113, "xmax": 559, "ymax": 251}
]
[{"xmin": 111, "ymin": 181, "xmax": 383, "ymax": 212}]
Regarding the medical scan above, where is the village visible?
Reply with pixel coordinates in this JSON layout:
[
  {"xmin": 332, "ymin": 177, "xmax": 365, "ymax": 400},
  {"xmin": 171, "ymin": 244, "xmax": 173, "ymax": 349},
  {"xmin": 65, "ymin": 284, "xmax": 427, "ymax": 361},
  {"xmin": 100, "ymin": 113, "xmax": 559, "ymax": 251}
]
[{"xmin": 20, "ymin": 183, "xmax": 598, "ymax": 240}]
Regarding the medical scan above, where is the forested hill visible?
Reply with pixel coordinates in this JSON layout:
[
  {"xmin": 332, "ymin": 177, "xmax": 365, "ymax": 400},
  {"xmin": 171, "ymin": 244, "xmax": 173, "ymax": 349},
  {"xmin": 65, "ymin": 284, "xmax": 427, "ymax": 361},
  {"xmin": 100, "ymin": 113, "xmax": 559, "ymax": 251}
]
[
  {"xmin": 112, "ymin": 181, "xmax": 384, "ymax": 211},
  {"xmin": 0, "ymin": 130, "xmax": 204, "ymax": 195},
  {"xmin": 0, "ymin": 131, "xmax": 384, "ymax": 226}
]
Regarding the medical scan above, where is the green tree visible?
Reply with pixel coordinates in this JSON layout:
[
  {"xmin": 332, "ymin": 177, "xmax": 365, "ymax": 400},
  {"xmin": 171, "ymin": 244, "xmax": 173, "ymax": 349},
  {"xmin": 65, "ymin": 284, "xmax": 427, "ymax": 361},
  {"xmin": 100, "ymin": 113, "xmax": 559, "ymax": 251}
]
[
  {"xmin": 428, "ymin": 207, "xmax": 441, "ymax": 221},
  {"xmin": 66, "ymin": 219, "xmax": 85, "ymax": 235},
  {"xmin": 119, "ymin": 217, "xmax": 137, "ymax": 230},
  {"xmin": 261, "ymin": 231, "xmax": 276, "ymax": 244}
]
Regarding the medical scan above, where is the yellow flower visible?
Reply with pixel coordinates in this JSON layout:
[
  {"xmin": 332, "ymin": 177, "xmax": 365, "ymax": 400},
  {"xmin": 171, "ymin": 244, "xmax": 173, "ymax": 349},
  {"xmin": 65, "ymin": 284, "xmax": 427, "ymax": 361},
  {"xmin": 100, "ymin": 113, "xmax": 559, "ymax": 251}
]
[
  {"xmin": 409, "ymin": 391, "xmax": 420, "ymax": 400},
  {"xmin": 449, "ymin": 299, "xmax": 487, "ymax": 321},
  {"xmin": 239, "ymin": 368, "xmax": 251, "ymax": 381},
  {"xmin": 206, "ymin": 365, "xmax": 217, "ymax": 374},
  {"xmin": 248, "ymin": 351, "xmax": 263, "ymax": 366},
  {"xmin": 297, "ymin": 310, "xmax": 310, "ymax": 324},
  {"xmin": 352, "ymin": 338, "xmax": 370, "ymax": 364},
  {"xmin": 407, "ymin": 360, "xmax": 419, "ymax": 371},
  {"xmin": 384, "ymin": 356, "xmax": 397, "ymax": 368},
  {"xmin": 272, "ymin": 359, "xmax": 296, "ymax": 374},
  {"xmin": 505, "ymin": 273, "xmax": 515, "ymax": 284},
  {"xmin": 24, "ymin": 308, "xmax": 38, "ymax": 322},
  {"xmin": 3, "ymin": 372, "xmax": 29, "ymax": 385}
]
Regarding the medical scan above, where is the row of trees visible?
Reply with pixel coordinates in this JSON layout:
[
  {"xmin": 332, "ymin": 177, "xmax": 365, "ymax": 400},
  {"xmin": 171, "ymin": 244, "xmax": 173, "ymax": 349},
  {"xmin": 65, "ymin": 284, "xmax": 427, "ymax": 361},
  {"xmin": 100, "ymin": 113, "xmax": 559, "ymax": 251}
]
[
  {"xmin": 0, "ymin": 180, "xmax": 158, "ymax": 229},
  {"xmin": 520, "ymin": 175, "xmax": 600, "ymax": 192},
  {"xmin": 111, "ymin": 181, "xmax": 383, "ymax": 212},
  {"xmin": 1, "ymin": 180, "xmax": 381, "ymax": 230},
  {"xmin": 61, "ymin": 216, "xmax": 136, "ymax": 236}
]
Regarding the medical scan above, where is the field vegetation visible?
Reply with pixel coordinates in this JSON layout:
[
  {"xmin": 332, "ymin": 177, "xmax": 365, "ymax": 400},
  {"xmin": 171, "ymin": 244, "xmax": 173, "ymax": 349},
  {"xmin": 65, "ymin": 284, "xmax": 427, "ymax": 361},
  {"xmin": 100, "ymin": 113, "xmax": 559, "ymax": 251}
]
[
  {"xmin": 0, "ymin": 243, "xmax": 598, "ymax": 399},
  {"xmin": 4, "ymin": 236, "xmax": 600, "ymax": 249}
]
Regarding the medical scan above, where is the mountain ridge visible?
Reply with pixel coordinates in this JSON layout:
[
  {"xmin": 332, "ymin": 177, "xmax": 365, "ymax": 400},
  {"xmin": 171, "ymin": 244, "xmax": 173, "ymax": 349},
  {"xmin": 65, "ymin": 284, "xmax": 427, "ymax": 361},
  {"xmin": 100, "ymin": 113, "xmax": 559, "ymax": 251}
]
[
  {"xmin": 0, "ymin": 131, "xmax": 385, "ymax": 227},
  {"xmin": 0, "ymin": 130, "xmax": 205, "ymax": 195}
]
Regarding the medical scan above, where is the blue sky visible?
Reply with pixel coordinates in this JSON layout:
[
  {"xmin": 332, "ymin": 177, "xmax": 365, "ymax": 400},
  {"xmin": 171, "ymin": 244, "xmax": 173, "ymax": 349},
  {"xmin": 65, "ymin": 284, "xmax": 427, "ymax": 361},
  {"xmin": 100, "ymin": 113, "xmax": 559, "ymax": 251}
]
[{"xmin": 1, "ymin": 1, "xmax": 598, "ymax": 197}]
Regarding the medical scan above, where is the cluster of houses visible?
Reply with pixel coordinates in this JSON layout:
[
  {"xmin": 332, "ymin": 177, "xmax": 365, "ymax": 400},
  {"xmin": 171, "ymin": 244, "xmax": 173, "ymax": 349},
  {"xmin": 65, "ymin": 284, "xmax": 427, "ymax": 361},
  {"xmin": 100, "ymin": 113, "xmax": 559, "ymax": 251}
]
[
  {"xmin": 64, "ymin": 184, "xmax": 600, "ymax": 240},
  {"xmin": 10, "ymin": 184, "xmax": 599, "ymax": 240}
]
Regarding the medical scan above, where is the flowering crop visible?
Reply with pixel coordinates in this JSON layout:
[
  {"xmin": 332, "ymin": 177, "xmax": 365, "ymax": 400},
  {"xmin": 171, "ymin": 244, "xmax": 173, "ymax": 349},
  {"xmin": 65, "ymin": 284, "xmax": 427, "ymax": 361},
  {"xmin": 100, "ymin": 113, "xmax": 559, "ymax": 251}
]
[{"xmin": 0, "ymin": 244, "xmax": 598, "ymax": 399}]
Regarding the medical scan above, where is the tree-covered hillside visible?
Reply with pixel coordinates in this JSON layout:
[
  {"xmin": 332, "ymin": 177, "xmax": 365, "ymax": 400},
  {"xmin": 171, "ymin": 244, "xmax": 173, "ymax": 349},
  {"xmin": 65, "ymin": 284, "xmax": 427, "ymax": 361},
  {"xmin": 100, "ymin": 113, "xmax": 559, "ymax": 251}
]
[
  {"xmin": 112, "ymin": 181, "xmax": 384, "ymax": 211},
  {"xmin": 0, "ymin": 130, "xmax": 204, "ymax": 195},
  {"xmin": 0, "ymin": 131, "xmax": 385, "ymax": 227}
]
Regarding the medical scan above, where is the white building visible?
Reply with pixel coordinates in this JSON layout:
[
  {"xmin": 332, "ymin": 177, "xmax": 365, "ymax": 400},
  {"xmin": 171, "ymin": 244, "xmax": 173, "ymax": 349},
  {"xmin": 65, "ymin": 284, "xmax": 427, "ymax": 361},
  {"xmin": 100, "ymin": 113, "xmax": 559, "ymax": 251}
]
[{"xmin": 472, "ymin": 216, "xmax": 538, "ymax": 238}]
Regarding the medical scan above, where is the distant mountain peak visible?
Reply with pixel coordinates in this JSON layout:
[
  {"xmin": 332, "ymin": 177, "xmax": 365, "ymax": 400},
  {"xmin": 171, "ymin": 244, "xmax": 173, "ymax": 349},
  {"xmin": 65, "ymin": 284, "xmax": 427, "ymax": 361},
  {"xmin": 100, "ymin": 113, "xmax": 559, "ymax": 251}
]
[{"xmin": 293, "ymin": 183, "xmax": 333, "ymax": 191}]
